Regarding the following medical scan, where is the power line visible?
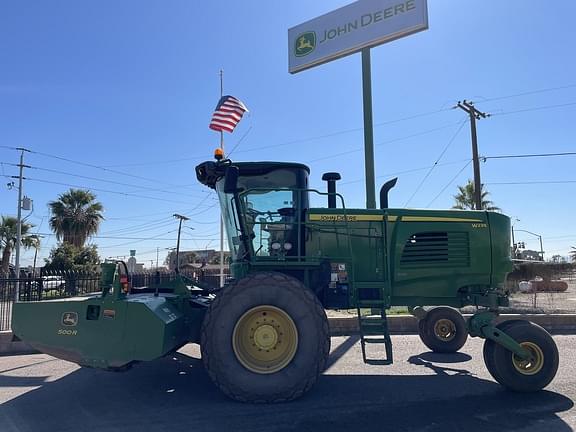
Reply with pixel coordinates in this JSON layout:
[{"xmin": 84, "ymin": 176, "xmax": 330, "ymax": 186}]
[
  {"xmin": 36, "ymin": 231, "xmax": 219, "ymax": 241},
  {"xmin": 2, "ymin": 108, "xmax": 453, "ymax": 173},
  {"xmin": 28, "ymin": 148, "xmax": 182, "ymax": 187},
  {"xmin": 488, "ymin": 180, "xmax": 576, "ymax": 185},
  {"xmin": 0, "ymin": 174, "xmax": 217, "ymax": 205},
  {"xmin": 99, "ymin": 219, "xmax": 178, "ymax": 236},
  {"xmin": 404, "ymin": 118, "xmax": 468, "ymax": 207},
  {"xmin": 426, "ymin": 160, "xmax": 473, "ymax": 208},
  {"xmin": 309, "ymin": 122, "xmax": 462, "ymax": 164},
  {"xmin": 5, "ymin": 163, "xmax": 207, "ymax": 199},
  {"xmin": 484, "ymin": 152, "xmax": 576, "ymax": 160},
  {"xmin": 86, "ymin": 229, "xmax": 181, "ymax": 250},
  {"xmin": 225, "ymin": 126, "xmax": 253, "ymax": 158},
  {"xmin": 493, "ymin": 101, "xmax": 576, "ymax": 117},
  {"xmin": 339, "ymin": 159, "xmax": 470, "ymax": 186},
  {"xmin": 234, "ymin": 108, "xmax": 453, "ymax": 156},
  {"xmin": 3, "ymin": 82, "xmax": 576, "ymax": 169},
  {"xmin": 480, "ymin": 83, "xmax": 576, "ymax": 103}
]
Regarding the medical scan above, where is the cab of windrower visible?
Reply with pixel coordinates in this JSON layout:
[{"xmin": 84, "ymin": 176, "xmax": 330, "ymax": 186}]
[{"xmin": 213, "ymin": 161, "xmax": 310, "ymax": 262}]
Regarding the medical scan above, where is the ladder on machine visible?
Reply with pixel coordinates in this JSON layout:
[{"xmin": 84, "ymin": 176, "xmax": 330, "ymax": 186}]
[{"xmin": 356, "ymin": 301, "xmax": 393, "ymax": 365}]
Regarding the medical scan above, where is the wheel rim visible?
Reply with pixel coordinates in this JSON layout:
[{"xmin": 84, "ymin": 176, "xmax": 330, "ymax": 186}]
[
  {"xmin": 232, "ymin": 305, "xmax": 298, "ymax": 374},
  {"xmin": 433, "ymin": 318, "xmax": 457, "ymax": 342},
  {"xmin": 512, "ymin": 342, "xmax": 544, "ymax": 375}
]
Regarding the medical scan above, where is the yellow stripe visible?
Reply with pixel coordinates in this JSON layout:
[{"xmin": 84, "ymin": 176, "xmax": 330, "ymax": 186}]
[
  {"xmin": 308, "ymin": 214, "xmax": 384, "ymax": 222},
  {"xmin": 401, "ymin": 216, "xmax": 484, "ymax": 223},
  {"xmin": 308, "ymin": 214, "xmax": 483, "ymax": 223}
]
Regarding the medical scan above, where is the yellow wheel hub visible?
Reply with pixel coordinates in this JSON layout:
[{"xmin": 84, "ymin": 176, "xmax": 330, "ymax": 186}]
[
  {"xmin": 232, "ymin": 305, "xmax": 298, "ymax": 374},
  {"xmin": 512, "ymin": 341, "xmax": 544, "ymax": 375},
  {"xmin": 434, "ymin": 318, "xmax": 456, "ymax": 341}
]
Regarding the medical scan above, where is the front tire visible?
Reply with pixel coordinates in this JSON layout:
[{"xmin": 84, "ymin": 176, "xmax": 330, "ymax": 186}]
[
  {"xmin": 483, "ymin": 320, "xmax": 559, "ymax": 392},
  {"xmin": 418, "ymin": 307, "xmax": 468, "ymax": 353},
  {"xmin": 201, "ymin": 272, "xmax": 330, "ymax": 403}
]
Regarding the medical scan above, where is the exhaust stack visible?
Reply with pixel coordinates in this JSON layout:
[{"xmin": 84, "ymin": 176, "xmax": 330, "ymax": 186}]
[
  {"xmin": 322, "ymin": 172, "xmax": 341, "ymax": 209},
  {"xmin": 379, "ymin": 178, "xmax": 398, "ymax": 209}
]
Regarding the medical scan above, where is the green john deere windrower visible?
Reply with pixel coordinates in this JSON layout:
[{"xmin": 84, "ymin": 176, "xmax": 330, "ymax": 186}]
[{"xmin": 12, "ymin": 154, "xmax": 559, "ymax": 403}]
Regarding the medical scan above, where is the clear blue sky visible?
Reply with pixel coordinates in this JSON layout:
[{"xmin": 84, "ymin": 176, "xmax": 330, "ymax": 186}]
[{"xmin": 1, "ymin": 0, "xmax": 575, "ymax": 268}]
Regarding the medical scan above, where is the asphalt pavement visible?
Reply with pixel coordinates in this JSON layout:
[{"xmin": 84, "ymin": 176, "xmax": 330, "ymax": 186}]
[{"xmin": 0, "ymin": 335, "xmax": 574, "ymax": 432}]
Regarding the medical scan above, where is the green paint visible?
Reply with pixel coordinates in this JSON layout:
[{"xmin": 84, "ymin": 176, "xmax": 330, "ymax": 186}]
[{"xmin": 13, "ymin": 157, "xmax": 518, "ymax": 373}]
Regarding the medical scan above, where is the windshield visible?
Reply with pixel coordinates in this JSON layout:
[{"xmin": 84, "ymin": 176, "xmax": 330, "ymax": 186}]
[
  {"xmin": 216, "ymin": 181, "xmax": 243, "ymax": 260},
  {"xmin": 242, "ymin": 189, "xmax": 297, "ymax": 257}
]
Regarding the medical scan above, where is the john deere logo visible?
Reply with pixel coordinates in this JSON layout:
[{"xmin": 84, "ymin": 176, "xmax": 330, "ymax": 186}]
[
  {"xmin": 295, "ymin": 31, "xmax": 316, "ymax": 57},
  {"xmin": 62, "ymin": 312, "xmax": 78, "ymax": 327}
]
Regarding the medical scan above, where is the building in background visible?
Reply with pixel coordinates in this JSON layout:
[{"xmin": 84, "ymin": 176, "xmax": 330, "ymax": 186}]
[{"xmin": 166, "ymin": 249, "xmax": 231, "ymax": 272}]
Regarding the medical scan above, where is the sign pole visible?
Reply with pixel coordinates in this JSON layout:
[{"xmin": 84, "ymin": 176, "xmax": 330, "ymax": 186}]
[{"xmin": 361, "ymin": 48, "xmax": 376, "ymax": 210}]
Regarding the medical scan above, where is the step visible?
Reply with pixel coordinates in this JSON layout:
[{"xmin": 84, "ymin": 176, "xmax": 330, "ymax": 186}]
[
  {"xmin": 364, "ymin": 359, "xmax": 393, "ymax": 366},
  {"xmin": 362, "ymin": 338, "xmax": 390, "ymax": 344}
]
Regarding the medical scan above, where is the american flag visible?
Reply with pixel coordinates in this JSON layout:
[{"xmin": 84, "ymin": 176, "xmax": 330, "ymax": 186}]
[{"xmin": 209, "ymin": 95, "xmax": 248, "ymax": 133}]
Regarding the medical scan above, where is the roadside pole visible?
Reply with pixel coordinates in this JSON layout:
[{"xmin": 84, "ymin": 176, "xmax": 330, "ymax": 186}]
[
  {"xmin": 361, "ymin": 49, "xmax": 376, "ymax": 210},
  {"xmin": 173, "ymin": 214, "xmax": 190, "ymax": 274},
  {"xmin": 14, "ymin": 148, "xmax": 29, "ymax": 302},
  {"xmin": 456, "ymin": 101, "xmax": 488, "ymax": 210}
]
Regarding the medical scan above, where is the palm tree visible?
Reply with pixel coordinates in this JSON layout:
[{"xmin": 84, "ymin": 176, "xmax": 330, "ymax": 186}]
[
  {"xmin": 452, "ymin": 180, "xmax": 500, "ymax": 211},
  {"xmin": 570, "ymin": 247, "xmax": 576, "ymax": 263},
  {"xmin": 0, "ymin": 216, "xmax": 40, "ymax": 274},
  {"xmin": 48, "ymin": 189, "xmax": 104, "ymax": 248}
]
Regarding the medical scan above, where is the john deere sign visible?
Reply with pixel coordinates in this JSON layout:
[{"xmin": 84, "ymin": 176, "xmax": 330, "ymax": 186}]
[{"xmin": 288, "ymin": 0, "xmax": 428, "ymax": 73}]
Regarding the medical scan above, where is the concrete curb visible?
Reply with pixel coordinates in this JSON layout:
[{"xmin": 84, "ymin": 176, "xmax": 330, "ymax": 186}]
[
  {"xmin": 1, "ymin": 314, "xmax": 575, "ymax": 356},
  {"xmin": 329, "ymin": 314, "xmax": 576, "ymax": 336}
]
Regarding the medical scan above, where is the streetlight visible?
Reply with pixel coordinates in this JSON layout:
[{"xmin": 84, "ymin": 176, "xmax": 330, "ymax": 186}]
[
  {"xmin": 513, "ymin": 229, "xmax": 544, "ymax": 261},
  {"xmin": 510, "ymin": 218, "xmax": 521, "ymax": 259},
  {"xmin": 173, "ymin": 214, "xmax": 190, "ymax": 274}
]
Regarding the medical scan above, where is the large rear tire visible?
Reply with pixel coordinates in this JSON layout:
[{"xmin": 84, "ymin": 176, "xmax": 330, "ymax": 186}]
[
  {"xmin": 201, "ymin": 272, "xmax": 330, "ymax": 403},
  {"xmin": 418, "ymin": 307, "xmax": 468, "ymax": 353},
  {"xmin": 483, "ymin": 320, "xmax": 559, "ymax": 392}
]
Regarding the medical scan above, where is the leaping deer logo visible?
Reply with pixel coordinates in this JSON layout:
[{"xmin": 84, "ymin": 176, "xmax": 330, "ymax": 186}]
[
  {"xmin": 295, "ymin": 32, "xmax": 316, "ymax": 57},
  {"xmin": 62, "ymin": 312, "xmax": 78, "ymax": 326}
]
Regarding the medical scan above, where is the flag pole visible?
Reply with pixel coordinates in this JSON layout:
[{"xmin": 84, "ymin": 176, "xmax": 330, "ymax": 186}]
[{"xmin": 219, "ymin": 69, "xmax": 225, "ymax": 288}]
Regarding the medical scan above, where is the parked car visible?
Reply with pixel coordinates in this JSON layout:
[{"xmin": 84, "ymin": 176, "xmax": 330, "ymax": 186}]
[{"xmin": 33, "ymin": 276, "xmax": 66, "ymax": 292}]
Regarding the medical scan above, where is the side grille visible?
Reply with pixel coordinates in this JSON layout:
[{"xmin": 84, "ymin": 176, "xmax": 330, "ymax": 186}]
[{"xmin": 400, "ymin": 231, "xmax": 470, "ymax": 268}]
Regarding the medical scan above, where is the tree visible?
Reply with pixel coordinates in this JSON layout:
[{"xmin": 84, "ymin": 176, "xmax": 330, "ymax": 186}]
[
  {"xmin": 550, "ymin": 254, "xmax": 566, "ymax": 264},
  {"xmin": 452, "ymin": 180, "xmax": 500, "ymax": 211},
  {"xmin": 570, "ymin": 247, "xmax": 576, "ymax": 263},
  {"xmin": 0, "ymin": 216, "xmax": 40, "ymax": 274},
  {"xmin": 48, "ymin": 189, "xmax": 104, "ymax": 248},
  {"xmin": 44, "ymin": 243, "xmax": 100, "ymax": 273}
]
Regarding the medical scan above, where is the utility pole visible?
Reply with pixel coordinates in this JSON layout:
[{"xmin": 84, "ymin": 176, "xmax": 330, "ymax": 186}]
[
  {"xmin": 13, "ymin": 148, "xmax": 30, "ymax": 301},
  {"xmin": 156, "ymin": 247, "xmax": 159, "ymax": 269},
  {"xmin": 456, "ymin": 101, "xmax": 489, "ymax": 210},
  {"xmin": 173, "ymin": 214, "xmax": 190, "ymax": 274}
]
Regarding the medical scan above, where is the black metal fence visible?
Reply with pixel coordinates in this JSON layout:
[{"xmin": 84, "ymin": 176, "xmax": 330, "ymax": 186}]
[{"xmin": 0, "ymin": 268, "xmax": 229, "ymax": 331}]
